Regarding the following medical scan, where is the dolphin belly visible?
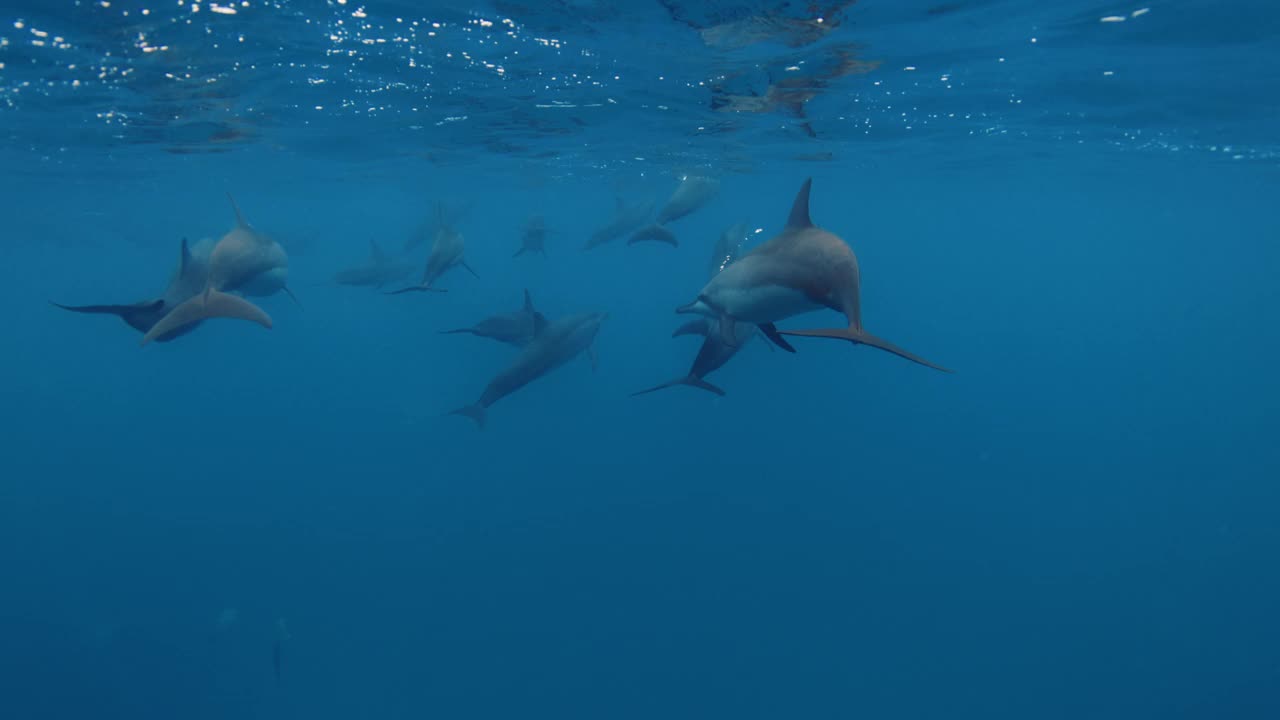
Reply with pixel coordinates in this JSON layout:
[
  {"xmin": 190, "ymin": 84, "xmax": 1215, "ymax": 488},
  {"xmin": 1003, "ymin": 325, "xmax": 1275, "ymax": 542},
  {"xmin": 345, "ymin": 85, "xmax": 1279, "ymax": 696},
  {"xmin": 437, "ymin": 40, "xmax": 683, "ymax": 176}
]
[
  {"xmin": 712, "ymin": 283, "xmax": 821, "ymax": 324},
  {"xmin": 236, "ymin": 267, "xmax": 289, "ymax": 297}
]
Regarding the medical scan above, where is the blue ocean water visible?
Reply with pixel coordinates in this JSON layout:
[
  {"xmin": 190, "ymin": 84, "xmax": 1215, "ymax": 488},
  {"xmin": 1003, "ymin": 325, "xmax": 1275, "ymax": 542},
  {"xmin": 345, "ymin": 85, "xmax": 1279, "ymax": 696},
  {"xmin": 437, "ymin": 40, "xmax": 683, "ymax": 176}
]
[{"xmin": 1, "ymin": 1, "xmax": 1278, "ymax": 718}]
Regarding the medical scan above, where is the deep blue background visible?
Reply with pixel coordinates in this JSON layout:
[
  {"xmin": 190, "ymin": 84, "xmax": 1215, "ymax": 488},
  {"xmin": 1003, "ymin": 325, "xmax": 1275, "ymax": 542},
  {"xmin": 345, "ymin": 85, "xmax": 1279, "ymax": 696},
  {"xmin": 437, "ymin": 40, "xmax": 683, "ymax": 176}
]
[{"xmin": 2, "ymin": 0, "xmax": 1280, "ymax": 717}]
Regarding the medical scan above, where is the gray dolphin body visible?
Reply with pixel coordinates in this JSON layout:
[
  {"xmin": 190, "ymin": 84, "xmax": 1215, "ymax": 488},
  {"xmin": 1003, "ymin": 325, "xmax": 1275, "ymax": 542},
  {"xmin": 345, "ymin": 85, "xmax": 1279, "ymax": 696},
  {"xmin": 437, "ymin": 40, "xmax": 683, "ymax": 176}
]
[
  {"xmin": 676, "ymin": 178, "xmax": 950, "ymax": 373},
  {"xmin": 450, "ymin": 311, "xmax": 609, "ymax": 429},
  {"xmin": 513, "ymin": 216, "xmax": 549, "ymax": 258},
  {"xmin": 440, "ymin": 289, "xmax": 545, "ymax": 347},
  {"xmin": 332, "ymin": 239, "xmax": 415, "ymax": 289},
  {"xmin": 52, "ymin": 237, "xmax": 213, "ymax": 343},
  {"xmin": 655, "ymin": 174, "xmax": 720, "ymax": 225},
  {"xmin": 387, "ymin": 219, "xmax": 476, "ymax": 294},
  {"xmin": 140, "ymin": 196, "xmax": 292, "ymax": 346},
  {"xmin": 584, "ymin": 197, "xmax": 654, "ymax": 250},
  {"xmin": 633, "ymin": 222, "xmax": 766, "ymax": 397}
]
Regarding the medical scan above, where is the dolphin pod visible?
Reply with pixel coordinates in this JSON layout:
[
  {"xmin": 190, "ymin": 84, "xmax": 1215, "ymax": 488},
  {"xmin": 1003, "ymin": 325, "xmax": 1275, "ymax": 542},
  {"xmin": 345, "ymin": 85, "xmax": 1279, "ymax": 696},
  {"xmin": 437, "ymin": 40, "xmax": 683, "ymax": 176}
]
[
  {"xmin": 139, "ymin": 196, "xmax": 293, "ymax": 346},
  {"xmin": 677, "ymin": 178, "xmax": 950, "ymax": 373}
]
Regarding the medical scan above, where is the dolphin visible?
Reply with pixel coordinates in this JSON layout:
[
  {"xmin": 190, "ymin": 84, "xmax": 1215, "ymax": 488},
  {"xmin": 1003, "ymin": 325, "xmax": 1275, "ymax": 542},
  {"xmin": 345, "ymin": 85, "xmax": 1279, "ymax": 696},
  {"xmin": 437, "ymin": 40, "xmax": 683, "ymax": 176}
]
[
  {"xmin": 676, "ymin": 178, "xmax": 950, "ymax": 372},
  {"xmin": 633, "ymin": 223, "xmax": 769, "ymax": 397},
  {"xmin": 332, "ymin": 239, "xmax": 416, "ymax": 289},
  {"xmin": 656, "ymin": 174, "xmax": 720, "ymax": 225},
  {"xmin": 387, "ymin": 206, "xmax": 476, "ymax": 294},
  {"xmin": 449, "ymin": 310, "xmax": 609, "ymax": 429},
  {"xmin": 626, "ymin": 223, "xmax": 678, "ymax": 248},
  {"xmin": 139, "ymin": 195, "xmax": 293, "ymax": 346},
  {"xmin": 439, "ymin": 289, "xmax": 546, "ymax": 347},
  {"xmin": 513, "ymin": 216, "xmax": 549, "ymax": 258},
  {"xmin": 51, "ymin": 236, "xmax": 213, "ymax": 343},
  {"xmin": 584, "ymin": 197, "xmax": 654, "ymax": 250}
]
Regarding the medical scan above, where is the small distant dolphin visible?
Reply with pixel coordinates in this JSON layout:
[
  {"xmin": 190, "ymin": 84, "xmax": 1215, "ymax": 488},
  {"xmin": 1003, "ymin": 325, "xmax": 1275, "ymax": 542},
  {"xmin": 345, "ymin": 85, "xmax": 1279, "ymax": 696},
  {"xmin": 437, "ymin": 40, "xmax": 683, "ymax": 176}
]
[
  {"xmin": 52, "ymin": 236, "xmax": 213, "ymax": 343},
  {"xmin": 387, "ymin": 209, "xmax": 476, "ymax": 294},
  {"xmin": 655, "ymin": 174, "xmax": 720, "ymax": 225},
  {"xmin": 584, "ymin": 197, "xmax": 654, "ymax": 250},
  {"xmin": 440, "ymin": 289, "xmax": 546, "ymax": 347},
  {"xmin": 513, "ymin": 216, "xmax": 549, "ymax": 258},
  {"xmin": 633, "ymin": 222, "xmax": 770, "ymax": 397},
  {"xmin": 450, "ymin": 310, "xmax": 608, "ymax": 429},
  {"xmin": 140, "ymin": 195, "xmax": 293, "ymax": 346},
  {"xmin": 332, "ymin": 239, "xmax": 415, "ymax": 289},
  {"xmin": 677, "ymin": 178, "xmax": 949, "ymax": 372}
]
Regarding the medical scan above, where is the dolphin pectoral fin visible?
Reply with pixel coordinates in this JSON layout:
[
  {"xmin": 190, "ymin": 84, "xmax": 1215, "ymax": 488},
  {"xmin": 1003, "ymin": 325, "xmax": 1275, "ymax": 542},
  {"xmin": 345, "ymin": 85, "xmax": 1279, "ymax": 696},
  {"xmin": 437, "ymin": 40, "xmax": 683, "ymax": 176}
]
[
  {"xmin": 513, "ymin": 247, "xmax": 526, "ymax": 258},
  {"xmin": 631, "ymin": 375, "xmax": 725, "ymax": 397},
  {"xmin": 50, "ymin": 299, "xmax": 163, "ymax": 316},
  {"xmin": 587, "ymin": 346, "xmax": 599, "ymax": 373},
  {"xmin": 140, "ymin": 289, "xmax": 272, "ymax": 346},
  {"xmin": 448, "ymin": 404, "xmax": 486, "ymax": 430},
  {"xmin": 778, "ymin": 327, "xmax": 952, "ymax": 373},
  {"xmin": 754, "ymin": 327, "xmax": 777, "ymax": 352},
  {"xmin": 718, "ymin": 318, "xmax": 741, "ymax": 348},
  {"xmin": 673, "ymin": 319, "xmax": 712, "ymax": 338},
  {"xmin": 438, "ymin": 328, "xmax": 474, "ymax": 336},
  {"xmin": 758, "ymin": 323, "xmax": 797, "ymax": 353},
  {"xmin": 282, "ymin": 286, "xmax": 302, "ymax": 309},
  {"xmin": 461, "ymin": 260, "xmax": 480, "ymax": 278},
  {"xmin": 385, "ymin": 285, "xmax": 446, "ymax": 295}
]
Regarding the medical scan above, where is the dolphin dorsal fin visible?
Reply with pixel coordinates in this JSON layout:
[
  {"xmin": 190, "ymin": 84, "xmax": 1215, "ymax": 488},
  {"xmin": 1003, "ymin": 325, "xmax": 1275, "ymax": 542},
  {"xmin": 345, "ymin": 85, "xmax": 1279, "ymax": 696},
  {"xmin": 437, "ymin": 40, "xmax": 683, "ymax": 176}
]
[
  {"xmin": 532, "ymin": 311, "xmax": 550, "ymax": 336},
  {"xmin": 522, "ymin": 288, "xmax": 535, "ymax": 314},
  {"xmin": 178, "ymin": 237, "xmax": 193, "ymax": 273},
  {"xmin": 785, "ymin": 178, "xmax": 814, "ymax": 229},
  {"xmin": 227, "ymin": 193, "xmax": 250, "ymax": 228}
]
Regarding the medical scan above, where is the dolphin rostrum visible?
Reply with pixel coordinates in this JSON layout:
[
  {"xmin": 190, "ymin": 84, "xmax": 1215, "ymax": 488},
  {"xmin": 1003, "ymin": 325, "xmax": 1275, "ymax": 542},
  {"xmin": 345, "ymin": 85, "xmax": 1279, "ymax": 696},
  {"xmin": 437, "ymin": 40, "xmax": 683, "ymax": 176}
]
[
  {"xmin": 513, "ymin": 216, "xmax": 549, "ymax": 258},
  {"xmin": 387, "ymin": 204, "xmax": 477, "ymax": 294},
  {"xmin": 633, "ymin": 222, "xmax": 769, "ymax": 397},
  {"xmin": 584, "ymin": 197, "xmax": 654, "ymax": 251},
  {"xmin": 140, "ymin": 195, "xmax": 293, "ymax": 346},
  {"xmin": 332, "ymin": 239, "xmax": 415, "ymax": 289},
  {"xmin": 676, "ymin": 178, "xmax": 950, "ymax": 372},
  {"xmin": 439, "ymin": 289, "xmax": 546, "ymax": 347},
  {"xmin": 52, "ymin": 236, "xmax": 213, "ymax": 343},
  {"xmin": 449, "ymin": 310, "xmax": 608, "ymax": 429},
  {"xmin": 655, "ymin": 174, "xmax": 720, "ymax": 225}
]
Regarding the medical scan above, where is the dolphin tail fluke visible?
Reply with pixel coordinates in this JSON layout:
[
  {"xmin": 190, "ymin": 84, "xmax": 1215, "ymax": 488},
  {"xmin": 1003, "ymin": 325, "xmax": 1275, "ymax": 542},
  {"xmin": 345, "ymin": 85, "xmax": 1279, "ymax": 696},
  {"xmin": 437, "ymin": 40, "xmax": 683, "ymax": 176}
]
[
  {"xmin": 631, "ymin": 375, "xmax": 725, "ymax": 397},
  {"xmin": 778, "ymin": 326, "xmax": 952, "ymax": 373},
  {"xmin": 140, "ymin": 288, "xmax": 272, "ymax": 346},
  {"xmin": 449, "ymin": 404, "xmax": 486, "ymax": 429}
]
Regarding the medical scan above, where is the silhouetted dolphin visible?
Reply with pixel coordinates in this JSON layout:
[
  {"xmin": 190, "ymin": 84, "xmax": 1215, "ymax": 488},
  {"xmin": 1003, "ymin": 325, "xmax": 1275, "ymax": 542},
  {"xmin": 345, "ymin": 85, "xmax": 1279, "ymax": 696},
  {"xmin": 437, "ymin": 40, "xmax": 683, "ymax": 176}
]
[
  {"xmin": 584, "ymin": 197, "xmax": 654, "ymax": 250},
  {"xmin": 655, "ymin": 174, "xmax": 720, "ymax": 225},
  {"xmin": 140, "ymin": 195, "xmax": 293, "ymax": 346},
  {"xmin": 52, "ymin": 236, "xmax": 212, "ymax": 343},
  {"xmin": 450, "ymin": 311, "xmax": 608, "ymax": 429},
  {"xmin": 633, "ymin": 223, "xmax": 769, "ymax": 397},
  {"xmin": 677, "ymin": 178, "xmax": 949, "ymax": 372},
  {"xmin": 387, "ymin": 205, "xmax": 476, "ymax": 294},
  {"xmin": 513, "ymin": 216, "xmax": 549, "ymax": 258},
  {"xmin": 440, "ymin": 289, "xmax": 546, "ymax": 347},
  {"xmin": 332, "ymin": 239, "xmax": 415, "ymax": 289}
]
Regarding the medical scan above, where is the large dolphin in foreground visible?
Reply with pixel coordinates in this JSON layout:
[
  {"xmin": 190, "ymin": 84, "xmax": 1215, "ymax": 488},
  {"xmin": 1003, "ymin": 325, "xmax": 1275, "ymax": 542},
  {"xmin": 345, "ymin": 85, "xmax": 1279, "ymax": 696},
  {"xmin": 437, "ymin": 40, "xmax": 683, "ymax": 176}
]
[
  {"xmin": 584, "ymin": 197, "xmax": 654, "ymax": 250},
  {"xmin": 439, "ymin": 289, "xmax": 545, "ymax": 347},
  {"xmin": 633, "ymin": 222, "xmax": 773, "ymax": 397},
  {"xmin": 140, "ymin": 195, "xmax": 293, "ymax": 346},
  {"xmin": 332, "ymin": 239, "xmax": 415, "ymax": 289},
  {"xmin": 51, "ymin": 236, "xmax": 213, "ymax": 343},
  {"xmin": 387, "ymin": 208, "xmax": 477, "ymax": 294},
  {"xmin": 676, "ymin": 178, "xmax": 950, "ymax": 372},
  {"xmin": 449, "ymin": 310, "xmax": 608, "ymax": 429}
]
